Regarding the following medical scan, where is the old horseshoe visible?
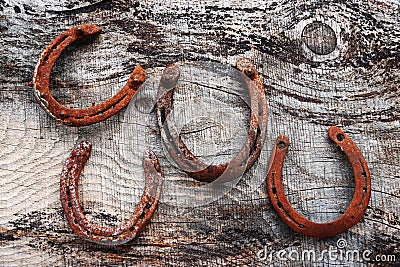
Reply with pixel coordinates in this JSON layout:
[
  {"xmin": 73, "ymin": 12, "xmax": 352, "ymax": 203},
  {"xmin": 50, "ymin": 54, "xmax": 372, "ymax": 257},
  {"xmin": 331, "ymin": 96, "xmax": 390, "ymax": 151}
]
[
  {"xmin": 266, "ymin": 126, "xmax": 371, "ymax": 238},
  {"xmin": 155, "ymin": 58, "xmax": 268, "ymax": 183},
  {"xmin": 32, "ymin": 24, "xmax": 145, "ymax": 126},
  {"xmin": 60, "ymin": 141, "xmax": 163, "ymax": 245}
]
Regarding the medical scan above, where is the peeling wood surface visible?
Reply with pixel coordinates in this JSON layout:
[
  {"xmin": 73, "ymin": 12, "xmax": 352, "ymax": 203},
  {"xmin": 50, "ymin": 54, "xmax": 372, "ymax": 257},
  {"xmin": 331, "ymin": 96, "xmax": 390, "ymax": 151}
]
[{"xmin": 0, "ymin": 0, "xmax": 399, "ymax": 266}]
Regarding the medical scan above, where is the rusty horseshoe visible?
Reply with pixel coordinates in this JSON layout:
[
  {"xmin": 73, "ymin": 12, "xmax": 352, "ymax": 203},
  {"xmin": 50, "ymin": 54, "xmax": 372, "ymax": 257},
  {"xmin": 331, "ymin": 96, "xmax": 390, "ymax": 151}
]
[
  {"xmin": 266, "ymin": 126, "xmax": 371, "ymax": 238},
  {"xmin": 32, "ymin": 24, "xmax": 146, "ymax": 126},
  {"xmin": 60, "ymin": 141, "xmax": 163, "ymax": 245},
  {"xmin": 155, "ymin": 58, "xmax": 268, "ymax": 183}
]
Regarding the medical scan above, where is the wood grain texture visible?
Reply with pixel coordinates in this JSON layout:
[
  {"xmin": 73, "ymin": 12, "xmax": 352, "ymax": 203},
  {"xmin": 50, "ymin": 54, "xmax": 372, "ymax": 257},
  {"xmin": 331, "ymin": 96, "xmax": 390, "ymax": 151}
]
[{"xmin": 0, "ymin": 0, "xmax": 399, "ymax": 266}]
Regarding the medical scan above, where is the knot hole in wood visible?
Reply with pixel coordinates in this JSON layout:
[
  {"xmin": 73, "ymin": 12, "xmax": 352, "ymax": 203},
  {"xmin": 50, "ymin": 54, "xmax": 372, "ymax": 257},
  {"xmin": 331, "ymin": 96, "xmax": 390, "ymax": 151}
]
[{"xmin": 301, "ymin": 21, "xmax": 337, "ymax": 55}]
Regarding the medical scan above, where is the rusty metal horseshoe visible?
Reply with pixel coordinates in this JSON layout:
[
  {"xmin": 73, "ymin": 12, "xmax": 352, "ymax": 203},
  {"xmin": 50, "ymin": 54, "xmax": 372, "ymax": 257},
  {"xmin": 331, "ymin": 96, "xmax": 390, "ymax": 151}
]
[
  {"xmin": 155, "ymin": 58, "xmax": 268, "ymax": 183},
  {"xmin": 60, "ymin": 141, "xmax": 163, "ymax": 245},
  {"xmin": 32, "ymin": 24, "xmax": 146, "ymax": 126},
  {"xmin": 266, "ymin": 126, "xmax": 371, "ymax": 238}
]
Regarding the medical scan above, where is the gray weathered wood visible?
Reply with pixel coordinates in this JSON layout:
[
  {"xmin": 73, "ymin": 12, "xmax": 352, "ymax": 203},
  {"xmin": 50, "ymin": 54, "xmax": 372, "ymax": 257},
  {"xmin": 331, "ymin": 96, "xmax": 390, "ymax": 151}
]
[{"xmin": 0, "ymin": 0, "xmax": 399, "ymax": 266}]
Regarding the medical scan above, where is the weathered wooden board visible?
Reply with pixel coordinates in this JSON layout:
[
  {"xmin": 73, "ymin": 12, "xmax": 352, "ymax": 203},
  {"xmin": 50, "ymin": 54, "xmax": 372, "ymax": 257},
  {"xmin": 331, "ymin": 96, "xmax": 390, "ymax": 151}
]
[{"xmin": 0, "ymin": 0, "xmax": 399, "ymax": 266}]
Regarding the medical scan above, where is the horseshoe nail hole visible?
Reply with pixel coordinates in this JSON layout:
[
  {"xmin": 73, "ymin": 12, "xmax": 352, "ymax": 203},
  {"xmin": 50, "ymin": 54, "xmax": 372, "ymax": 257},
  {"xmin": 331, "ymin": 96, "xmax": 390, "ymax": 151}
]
[
  {"xmin": 362, "ymin": 171, "xmax": 367, "ymax": 178},
  {"xmin": 76, "ymin": 27, "xmax": 84, "ymax": 35},
  {"xmin": 140, "ymin": 212, "xmax": 146, "ymax": 219},
  {"xmin": 43, "ymin": 55, "xmax": 50, "ymax": 63},
  {"xmin": 363, "ymin": 186, "xmax": 367, "ymax": 191},
  {"xmin": 336, "ymin": 134, "xmax": 345, "ymax": 142},
  {"xmin": 160, "ymin": 108, "xmax": 166, "ymax": 124},
  {"xmin": 272, "ymin": 187, "xmax": 277, "ymax": 194},
  {"xmin": 351, "ymin": 215, "xmax": 355, "ymax": 220},
  {"xmin": 277, "ymin": 141, "xmax": 287, "ymax": 149},
  {"xmin": 277, "ymin": 202, "xmax": 283, "ymax": 208},
  {"xmin": 244, "ymin": 67, "xmax": 255, "ymax": 78},
  {"xmin": 302, "ymin": 21, "xmax": 337, "ymax": 55}
]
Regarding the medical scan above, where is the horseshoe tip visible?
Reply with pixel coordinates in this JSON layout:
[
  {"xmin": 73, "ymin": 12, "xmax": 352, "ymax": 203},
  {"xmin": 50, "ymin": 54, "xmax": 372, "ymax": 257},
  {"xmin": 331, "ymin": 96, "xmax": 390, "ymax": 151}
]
[
  {"xmin": 328, "ymin": 126, "xmax": 345, "ymax": 141},
  {"xmin": 79, "ymin": 140, "xmax": 92, "ymax": 151},
  {"xmin": 143, "ymin": 149, "xmax": 162, "ymax": 175},
  {"xmin": 236, "ymin": 58, "xmax": 256, "ymax": 75},
  {"xmin": 75, "ymin": 24, "xmax": 102, "ymax": 37},
  {"xmin": 134, "ymin": 65, "xmax": 144, "ymax": 71},
  {"xmin": 276, "ymin": 135, "xmax": 290, "ymax": 144},
  {"xmin": 128, "ymin": 67, "xmax": 146, "ymax": 86},
  {"xmin": 130, "ymin": 65, "xmax": 145, "ymax": 75},
  {"xmin": 143, "ymin": 149, "xmax": 157, "ymax": 160},
  {"xmin": 69, "ymin": 141, "xmax": 92, "ymax": 162}
]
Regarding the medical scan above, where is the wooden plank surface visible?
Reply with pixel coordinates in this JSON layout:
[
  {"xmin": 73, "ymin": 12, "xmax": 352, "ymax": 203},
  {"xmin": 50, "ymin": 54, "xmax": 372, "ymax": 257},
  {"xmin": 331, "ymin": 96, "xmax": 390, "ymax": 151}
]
[{"xmin": 0, "ymin": 0, "xmax": 399, "ymax": 266}]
